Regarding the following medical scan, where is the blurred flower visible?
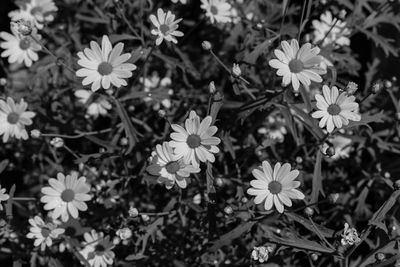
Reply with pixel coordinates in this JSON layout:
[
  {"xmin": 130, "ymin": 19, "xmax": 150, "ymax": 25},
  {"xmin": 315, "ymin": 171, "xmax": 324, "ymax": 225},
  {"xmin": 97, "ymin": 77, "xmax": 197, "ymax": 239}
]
[
  {"xmin": 169, "ymin": 111, "xmax": 221, "ymax": 168},
  {"xmin": 232, "ymin": 63, "xmax": 241, "ymax": 77},
  {"xmin": 312, "ymin": 85, "xmax": 361, "ymax": 133},
  {"xmin": 193, "ymin": 193, "xmax": 202, "ymax": 204},
  {"xmin": 202, "ymin": 40, "xmax": 212, "ymax": 50},
  {"xmin": 258, "ymin": 112, "xmax": 287, "ymax": 143},
  {"xmin": 50, "ymin": 137, "xmax": 64, "ymax": 148},
  {"xmin": 149, "ymin": 9, "xmax": 184, "ymax": 46},
  {"xmin": 128, "ymin": 206, "xmax": 139, "ymax": 217},
  {"xmin": 80, "ymin": 230, "xmax": 115, "ymax": 267},
  {"xmin": 76, "ymin": 35, "xmax": 136, "ymax": 92},
  {"xmin": 147, "ymin": 142, "xmax": 200, "ymax": 189},
  {"xmin": 341, "ymin": 223, "xmax": 361, "ymax": 246},
  {"xmin": 328, "ymin": 135, "xmax": 352, "ymax": 159},
  {"xmin": 41, "ymin": 172, "xmax": 92, "ymax": 222},
  {"xmin": 141, "ymin": 214, "xmax": 150, "ymax": 222},
  {"xmin": 74, "ymin": 89, "xmax": 112, "ymax": 118},
  {"xmin": 247, "ymin": 161, "xmax": 305, "ymax": 213},
  {"xmin": 0, "ymin": 97, "xmax": 36, "ymax": 142},
  {"xmin": 0, "ymin": 185, "xmax": 10, "ymax": 211},
  {"xmin": 251, "ymin": 246, "xmax": 274, "ymax": 263},
  {"xmin": 0, "ymin": 27, "xmax": 41, "ymax": 67},
  {"xmin": 26, "ymin": 216, "xmax": 65, "ymax": 251},
  {"xmin": 312, "ymin": 11, "xmax": 350, "ymax": 47},
  {"xmin": 140, "ymin": 73, "xmax": 173, "ymax": 110},
  {"xmin": 9, "ymin": 0, "xmax": 58, "ymax": 30},
  {"xmin": 269, "ymin": 39, "xmax": 326, "ymax": 91},
  {"xmin": 171, "ymin": 0, "xmax": 187, "ymax": 3},
  {"xmin": 346, "ymin": 82, "xmax": 358, "ymax": 95},
  {"xmin": 116, "ymin": 227, "xmax": 132, "ymax": 240},
  {"xmin": 201, "ymin": 0, "xmax": 233, "ymax": 24},
  {"xmin": 31, "ymin": 129, "xmax": 41, "ymax": 138}
]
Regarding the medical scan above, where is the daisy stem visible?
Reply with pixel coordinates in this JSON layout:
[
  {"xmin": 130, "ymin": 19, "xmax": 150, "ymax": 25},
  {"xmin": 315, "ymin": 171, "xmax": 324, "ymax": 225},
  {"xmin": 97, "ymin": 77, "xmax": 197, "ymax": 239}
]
[
  {"xmin": 317, "ymin": 19, "xmax": 339, "ymax": 47},
  {"xmin": 299, "ymin": 85, "xmax": 312, "ymax": 112},
  {"xmin": 279, "ymin": 0, "xmax": 291, "ymax": 40},
  {"xmin": 115, "ymin": 2, "xmax": 144, "ymax": 45},
  {"xmin": 308, "ymin": 216, "xmax": 336, "ymax": 250},
  {"xmin": 359, "ymin": 92, "xmax": 372, "ymax": 104},
  {"xmin": 12, "ymin": 197, "xmax": 36, "ymax": 201},
  {"xmin": 40, "ymin": 127, "xmax": 115, "ymax": 139},
  {"xmin": 132, "ymin": 45, "xmax": 155, "ymax": 85},
  {"xmin": 297, "ymin": 0, "xmax": 309, "ymax": 42}
]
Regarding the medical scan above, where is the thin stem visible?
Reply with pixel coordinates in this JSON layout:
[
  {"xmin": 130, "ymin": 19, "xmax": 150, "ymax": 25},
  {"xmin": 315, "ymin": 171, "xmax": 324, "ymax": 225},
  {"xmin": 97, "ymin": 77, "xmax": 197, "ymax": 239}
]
[
  {"xmin": 279, "ymin": 0, "xmax": 291, "ymax": 40},
  {"xmin": 317, "ymin": 19, "xmax": 338, "ymax": 46},
  {"xmin": 297, "ymin": 0, "xmax": 308, "ymax": 41},
  {"xmin": 116, "ymin": 2, "xmax": 144, "ymax": 45},
  {"xmin": 309, "ymin": 216, "xmax": 336, "ymax": 250},
  {"xmin": 41, "ymin": 127, "xmax": 114, "ymax": 139},
  {"xmin": 12, "ymin": 197, "xmax": 36, "ymax": 201},
  {"xmin": 132, "ymin": 45, "xmax": 156, "ymax": 85}
]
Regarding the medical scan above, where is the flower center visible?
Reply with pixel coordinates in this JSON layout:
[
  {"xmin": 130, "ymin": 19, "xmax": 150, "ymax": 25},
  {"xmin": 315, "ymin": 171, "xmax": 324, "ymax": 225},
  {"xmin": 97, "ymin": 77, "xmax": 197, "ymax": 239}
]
[
  {"xmin": 7, "ymin": 112, "xmax": 20, "ymax": 124},
  {"xmin": 30, "ymin": 6, "xmax": 43, "ymax": 16},
  {"xmin": 41, "ymin": 228, "xmax": 51, "ymax": 238},
  {"xmin": 159, "ymin": 24, "xmax": 170, "ymax": 35},
  {"xmin": 97, "ymin": 62, "xmax": 113, "ymax": 76},
  {"xmin": 94, "ymin": 244, "xmax": 105, "ymax": 255},
  {"xmin": 288, "ymin": 59, "xmax": 304, "ymax": 73},
  {"xmin": 60, "ymin": 189, "xmax": 75, "ymax": 202},
  {"xmin": 327, "ymin": 104, "xmax": 341, "ymax": 115},
  {"xmin": 268, "ymin": 181, "xmax": 282, "ymax": 194},
  {"xmin": 19, "ymin": 38, "xmax": 31, "ymax": 50},
  {"xmin": 186, "ymin": 134, "xmax": 201, "ymax": 149},
  {"xmin": 210, "ymin": 5, "xmax": 218, "ymax": 15},
  {"xmin": 165, "ymin": 161, "xmax": 180, "ymax": 174}
]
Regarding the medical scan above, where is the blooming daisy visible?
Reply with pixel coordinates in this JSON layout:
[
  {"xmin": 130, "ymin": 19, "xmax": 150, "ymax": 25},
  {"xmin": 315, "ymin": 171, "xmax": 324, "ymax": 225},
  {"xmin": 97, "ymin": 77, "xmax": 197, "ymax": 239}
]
[
  {"xmin": 247, "ymin": 161, "xmax": 305, "ymax": 213},
  {"xmin": 80, "ymin": 230, "xmax": 115, "ymax": 267},
  {"xmin": 9, "ymin": 0, "xmax": 58, "ymax": 30},
  {"xmin": 147, "ymin": 142, "xmax": 200, "ymax": 189},
  {"xmin": 0, "ymin": 185, "xmax": 9, "ymax": 211},
  {"xmin": 0, "ymin": 27, "xmax": 41, "ymax": 67},
  {"xmin": 169, "ymin": 111, "xmax": 221, "ymax": 168},
  {"xmin": 76, "ymin": 35, "xmax": 137, "ymax": 92},
  {"xmin": 40, "ymin": 172, "xmax": 92, "ymax": 222},
  {"xmin": 312, "ymin": 11, "xmax": 350, "ymax": 47},
  {"xmin": 312, "ymin": 85, "xmax": 361, "ymax": 133},
  {"xmin": 269, "ymin": 39, "xmax": 326, "ymax": 91},
  {"xmin": 0, "ymin": 97, "xmax": 36, "ymax": 143},
  {"xmin": 341, "ymin": 223, "xmax": 361, "ymax": 246},
  {"xmin": 149, "ymin": 8, "xmax": 184, "ymax": 46},
  {"xmin": 200, "ymin": 0, "xmax": 233, "ymax": 24},
  {"xmin": 74, "ymin": 89, "xmax": 112, "ymax": 118},
  {"xmin": 26, "ymin": 216, "xmax": 65, "ymax": 251}
]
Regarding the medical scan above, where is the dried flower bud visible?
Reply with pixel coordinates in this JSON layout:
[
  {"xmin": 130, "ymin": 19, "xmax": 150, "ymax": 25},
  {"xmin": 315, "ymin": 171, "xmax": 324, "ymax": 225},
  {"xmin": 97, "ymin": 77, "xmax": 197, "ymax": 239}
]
[
  {"xmin": 232, "ymin": 63, "xmax": 242, "ymax": 77},
  {"xmin": 346, "ymin": 82, "xmax": 358, "ymax": 95},
  {"xmin": 202, "ymin": 41, "xmax": 212, "ymax": 50},
  {"xmin": 304, "ymin": 207, "xmax": 314, "ymax": 217},
  {"xmin": 209, "ymin": 81, "xmax": 216, "ymax": 94},
  {"xmin": 128, "ymin": 207, "xmax": 139, "ymax": 217},
  {"xmin": 31, "ymin": 129, "xmax": 41, "ymax": 138},
  {"xmin": 375, "ymin": 252, "xmax": 385, "ymax": 262},
  {"xmin": 11, "ymin": 19, "xmax": 33, "ymax": 36},
  {"xmin": 141, "ymin": 214, "xmax": 150, "ymax": 222},
  {"xmin": 394, "ymin": 180, "xmax": 400, "ymax": 190},
  {"xmin": 329, "ymin": 193, "xmax": 340, "ymax": 203},
  {"xmin": 338, "ymin": 9, "xmax": 347, "ymax": 20},
  {"xmin": 158, "ymin": 109, "xmax": 166, "ymax": 118},
  {"xmin": 50, "ymin": 137, "xmax": 64, "ymax": 148},
  {"xmin": 251, "ymin": 246, "xmax": 270, "ymax": 263},
  {"xmin": 116, "ymin": 228, "xmax": 132, "ymax": 240},
  {"xmin": 370, "ymin": 82, "xmax": 383, "ymax": 94},
  {"xmin": 224, "ymin": 206, "xmax": 233, "ymax": 215},
  {"xmin": 341, "ymin": 223, "xmax": 361, "ymax": 246}
]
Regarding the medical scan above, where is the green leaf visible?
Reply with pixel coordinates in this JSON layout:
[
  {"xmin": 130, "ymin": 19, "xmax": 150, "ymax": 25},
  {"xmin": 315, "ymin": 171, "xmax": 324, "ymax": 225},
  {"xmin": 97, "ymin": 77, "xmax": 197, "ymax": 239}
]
[
  {"xmin": 0, "ymin": 159, "xmax": 9, "ymax": 174},
  {"xmin": 285, "ymin": 213, "xmax": 334, "ymax": 238},
  {"xmin": 208, "ymin": 221, "xmax": 256, "ymax": 251},
  {"xmin": 108, "ymin": 34, "xmax": 141, "ymax": 43},
  {"xmin": 355, "ymin": 26, "xmax": 398, "ymax": 57},
  {"xmin": 125, "ymin": 253, "xmax": 148, "ymax": 261},
  {"xmin": 290, "ymin": 104, "xmax": 325, "ymax": 140},
  {"xmin": 342, "ymin": 111, "xmax": 385, "ymax": 130},
  {"xmin": 267, "ymin": 233, "xmax": 335, "ymax": 254},
  {"xmin": 311, "ymin": 151, "xmax": 324, "ymax": 203},
  {"xmin": 369, "ymin": 190, "xmax": 400, "ymax": 228}
]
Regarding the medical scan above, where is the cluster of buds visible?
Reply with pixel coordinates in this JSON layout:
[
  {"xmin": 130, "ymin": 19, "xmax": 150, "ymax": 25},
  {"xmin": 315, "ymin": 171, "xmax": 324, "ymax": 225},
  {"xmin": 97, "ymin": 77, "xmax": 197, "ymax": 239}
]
[
  {"xmin": 341, "ymin": 223, "xmax": 361, "ymax": 246},
  {"xmin": 251, "ymin": 245, "xmax": 274, "ymax": 263}
]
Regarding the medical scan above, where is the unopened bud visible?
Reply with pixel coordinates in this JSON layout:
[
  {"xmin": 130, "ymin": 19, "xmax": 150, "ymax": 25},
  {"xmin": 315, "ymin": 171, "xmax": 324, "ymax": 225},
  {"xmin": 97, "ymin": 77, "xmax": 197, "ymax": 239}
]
[
  {"xmin": 394, "ymin": 180, "xmax": 400, "ymax": 190},
  {"xmin": 141, "ymin": 214, "xmax": 150, "ymax": 222},
  {"xmin": 158, "ymin": 109, "xmax": 166, "ymax": 118},
  {"xmin": 50, "ymin": 137, "xmax": 64, "ymax": 148},
  {"xmin": 128, "ymin": 207, "xmax": 139, "ymax": 217},
  {"xmin": 0, "ymin": 78, "xmax": 7, "ymax": 86},
  {"xmin": 11, "ymin": 19, "xmax": 33, "ymax": 36},
  {"xmin": 224, "ymin": 206, "xmax": 233, "ymax": 215},
  {"xmin": 120, "ymin": 137, "xmax": 128, "ymax": 146},
  {"xmin": 116, "ymin": 228, "xmax": 132, "ymax": 240},
  {"xmin": 370, "ymin": 82, "xmax": 383, "ymax": 94},
  {"xmin": 329, "ymin": 193, "xmax": 340, "ymax": 203},
  {"xmin": 202, "ymin": 41, "xmax": 212, "ymax": 50},
  {"xmin": 346, "ymin": 82, "xmax": 358, "ymax": 95},
  {"xmin": 232, "ymin": 63, "xmax": 242, "ymax": 77},
  {"xmin": 31, "ymin": 129, "xmax": 41, "ymax": 138},
  {"xmin": 209, "ymin": 81, "xmax": 216, "ymax": 94},
  {"xmin": 304, "ymin": 207, "xmax": 314, "ymax": 217},
  {"xmin": 375, "ymin": 252, "xmax": 385, "ymax": 262},
  {"xmin": 384, "ymin": 80, "xmax": 393, "ymax": 88}
]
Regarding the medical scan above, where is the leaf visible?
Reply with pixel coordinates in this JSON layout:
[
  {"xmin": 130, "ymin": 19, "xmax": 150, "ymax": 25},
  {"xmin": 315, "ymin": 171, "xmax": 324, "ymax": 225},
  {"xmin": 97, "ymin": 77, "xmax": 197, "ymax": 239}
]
[
  {"xmin": 75, "ymin": 14, "xmax": 109, "ymax": 24},
  {"xmin": 285, "ymin": 213, "xmax": 334, "ymax": 238},
  {"xmin": 208, "ymin": 221, "xmax": 256, "ymax": 251},
  {"xmin": 290, "ymin": 104, "xmax": 325, "ymax": 140},
  {"xmin": 108, "ymin": 34, "xmax": 141, "ymax": 43},
  {"xmin": 311, "ymin": 151, "xmax": 324, "ymax": 203},
  {"xmin": 369, "ymin": 190, "xmax": 400, "ymax": 227},
  {"xmin": 355, "ymin": 26, "xmax": 398, "ymax": 57},
  {"xmin": 278, "ymin": 105, "xmax": 301, "ymax": 145},
  {"xmin": 0, "ymin": 159, "xmax": 9, "ymax": 174},
  {"xmin": 244, "ymin": 38, "xmax": 277, "ymax": 65},
  {"xmin": 125, "ymin": 253, "xmax": 148, "ymax": 261},
  {"xmin": 209, "ymin": 92, "xmax": 224, "ymax": 124},
  {"xmin": 5, "ymin": 184, "xmax": 16, "ymax": 220},
  {"xmin": 173, "ymin": 47, "xmax": 200, "ymax": 79},
  {"xmin": 267, "ymin": 233, "xmax": 335, "ymax": 253},
  {"xmin": 342, "ymin": 111, "xmax": 385, "ymax": 130}
]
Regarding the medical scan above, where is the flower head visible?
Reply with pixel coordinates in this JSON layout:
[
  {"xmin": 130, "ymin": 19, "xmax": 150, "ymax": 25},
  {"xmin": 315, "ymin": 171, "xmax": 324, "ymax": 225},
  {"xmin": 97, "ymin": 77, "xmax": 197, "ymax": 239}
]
[
  {"xmin": 325, "ymin": 135, "xmax": 352, "ymax": 160},
  {"xmin": 76, "ymin": 35, "xmax": 136, "ymax": 92},
  {"xmin": 116, "ymin": 227, "xmax": 132, "ymax": 240},
  {"xmin": 80, "ymin": 230, "xmax": 115, "ymax": 267},
  {"xmin": 150, "ymin": 9, "xmax": 184, "ymax": 46},
  {"xmin": 40, "ymin": 172, "xmax": 92, "ymax": 222},
  {"xmin": 26, "ymin": 216, "xmax": 65, "ymax": 251},
  {"xmin": 201, "ymin": 0, "xmax": 233, "ymax": 24},
  {"xmin": 341, "ymin": 223, "xmax": 361, "ymax": 246},
  {"xmin": 251, "ymin": 246, "xmax": 274, "ymax": 263},
  {"xmin": 312, "ymin": 11, "xmax": 350, "ymax": 47},
  {"xmin": 269, "ymin": 39, "xmax": 326, "ymax": 91},
  {"xmin": 247, "ymin": 161, "xmax": 305, "ymax": 213},
  {"xmin": 75, "ymin": 89, "xmax": 112, "ymax": 118},
  {"xmin": 9, "ymin": 0, "xmax": 58, "ymax": 30},
  {"xmin": 312, "ymin": 85, "xmax": 361, "ymax": 133},
  {"xmin": 0, "ymin": 185, "xmax": 10, "ymax": 211}
]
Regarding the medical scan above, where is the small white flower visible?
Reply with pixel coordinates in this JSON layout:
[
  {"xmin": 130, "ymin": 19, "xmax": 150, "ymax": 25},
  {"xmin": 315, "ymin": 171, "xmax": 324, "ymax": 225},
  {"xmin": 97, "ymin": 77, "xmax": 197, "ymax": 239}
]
[
  {"xmin": 9, "ymin": 0, "xmax": 58, "ymax": 30},
  {"xmin": 251, "ymin": 246, "xmax": 274, "ymax": 263},
  {"xmin": 269, "ymin": 39, "xmax": 326, "ymax": 91},
  {"xmin": 202, "ymin": 40, "xmax": 212, "ymax": 50},
  {"xmin": 0, "ymin": 185, "xmax": 10, "ymax": 211},
  {"xmin": 312, "ymin": 85, "xmax": 361, "ymax": 133},
  {"xmin": 341, "ymin": 223, "xmax": 361, "ymax": 246},
  {"xmin": 76, "ymin": 35, "xmax": 137, "ymax": 92},
  {"xmin": 80, "ymin": 230, "xmax": 115, "ymax": 267},
  {"xmin": 171, "ymin": 0, "xmax": 187, "ymax": 3},
  {"xmin": 40, "ymin": 172, "xmax": 92, "ymax": 222},
  {"xmin": 247, "ymin": 161, "xmax": 305, "ymax": 213},
  {"xmin": 26, "ymin": 216, "xmax": 65, "ymax": 251},
  {"xmin": 312, "ymin": 11, "xmax": 351, "ymax": 47},
  {"xmin": 116, "ymin": 228, "xmax": 132, "ymax": 240},
  {"xmin": 149, "ymin": 9, "xmax": 184, "ymax": 46},
  {"xmin": 201, "ymin": 0, "xmax": 233, "ymax": 24},
  {"xmin": 128, "ymin": 206, "xmax": 139, "ymax": 217},
  {"xmin": 232, "ymin": 63, "xmax": 241, "ymax": 77},
  {"xmin": 74, "ymin": 89, "xmax": 112, "ymax": 118},
  {"xmin": 169, "ymin": 111, "xmax": 221, "ymax": 168},
  {"xmin": 0, "ymin": 97, "xmax": 35, "ymax": 143},
  {"xmin": 50, "ymin": 137, "xmax": 64, "ymax": 148}
]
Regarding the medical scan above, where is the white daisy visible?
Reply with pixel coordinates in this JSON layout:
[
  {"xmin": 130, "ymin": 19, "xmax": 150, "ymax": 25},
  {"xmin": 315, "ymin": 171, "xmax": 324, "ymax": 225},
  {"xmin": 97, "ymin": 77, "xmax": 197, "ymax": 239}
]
[
  {"xmin": 76, "ymin": 35, "xmax": 137, "ymax": 92},
  {"xmin": 40, "ymin": 172, "xmax": 92, "ymax": 222},
  {"xmin": 0, "ymin": 27, "xmax": 41, "ymax": 67},
  {"xmin": 147, "ymin": 142, "xmax": 200, "ymax": 189},
  {"xmin": 74, "ymin": 89, "xmax": 112, "ymax": 118},
  {"xmin": 269, "ymin": 39, "xmax": 326, "ymax": 91},
  {"xmin": 149, "ymin": 8, "xmax": 184, "ymax": 46},
  {"xmin": 247, "ymin": 161, "xmax": 305, "ymax": 213},
  {"xmin": 312, "ymin": 11, "xmax": 351, "ymax": 47},
  {"xmin": 169, "ymin": 111, "xmax": 221, "ymax": 168},
  {"xmin": 341, "ymin": 223, "xmax": 361, "ymax": 246},
  {"xmin": 312, "ymin": 85, "xmax": 361, "ymax": 133},
  {"xmin": 0, "ymin": 97, "xmax": 36, "ymax": 143},
  {"xmin": 0, "ymin": 185, "xmax": 9, "ymax": 211},
  {"xmin": 80, "ymin": 230, "xmax": 115, "ymax": 267},
  {"xmin": 200, "ymin": 0, "xmax": 233, "ymax": 24},
  {"xmin": 26, "ymin": 216, "xmax": 65, "ymax": 251},
  {"xmin": 9, "ymin": 0, "xmax": 58, "ymax": 30}
]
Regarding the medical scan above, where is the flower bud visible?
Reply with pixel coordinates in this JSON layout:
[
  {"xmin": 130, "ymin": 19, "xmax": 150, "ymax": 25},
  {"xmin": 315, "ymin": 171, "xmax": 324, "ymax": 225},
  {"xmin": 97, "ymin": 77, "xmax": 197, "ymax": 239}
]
[
  {"xmin": 346, "ymin": 82, "xmax": 358, "ymax": 95},
  {"xmin": 128, "ymin": 207, "xmax": 139, "ymax": 217},
  {"xmin": 329, "ymin": 193, "xmax": 340, "ymax": 203},
  {"xmin": 120, "ymin": 137, "xmax": 128, "ymax": 146},
  {"xmin": 116, "ymin": 227, "xmax": 132, "ymax": 240},
  {"xmin": 193, "ymin": 193, "xmax": 201, "ymax": 205},
  {"xmin": 202, "ymin": 41, "xmax": 212, "ymax": 50},
  {"xmin": 232, "ymin": 63, "xmax": 242, "ymax": 77},
  {"xmin": 209, "ymin": 81, "xmax": 216, "ymax": 94},
  {"xmin": 31, "ymin": 129, "xmax": 41, "ymax": 138},
  {"xmin": 384, "ymin": 80, "xmax": 393, "ymax": 88},
  {"xmin": 0, "ymin": 78, "xmax": 7, "ymax": 86},
  {"xmin": 50, "ymin": 137, "xmax": 64, "ymax": 148},
  {"xmin": 224, "ymin": 206, "xmax": 233, "ymax": 215},
  {"xmin": 11, "ymin": 19, "xmax": 33, "ymax": 36},
  {"xmin": 141, "ymin": 214, "xmax": 150, "ymax": 222},
  {"xmin": 304, "ymin": 207, "xmax": 314, "ymax": 217},
  {"xmin": 158, "ymin": 109, "xmax": 166, "ymax": 118},
  {"xmin": 375, "ymin": 252, "xmax": 385, "ymax": 262},
  {"xmin": 394, "ymin": 180, "xmax": 400, "ymax": 190},
  {"xmin": 370, "ymin": 82, "xmax": 383, "ymax": 94}
]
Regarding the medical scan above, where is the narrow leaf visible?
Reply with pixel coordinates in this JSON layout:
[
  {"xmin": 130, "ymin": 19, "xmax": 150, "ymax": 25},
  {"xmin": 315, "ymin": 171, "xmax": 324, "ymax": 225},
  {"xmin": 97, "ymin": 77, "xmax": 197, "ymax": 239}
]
[{"xmin": 311, "ymin": 151, "xmax": 324, "ymax": 203}]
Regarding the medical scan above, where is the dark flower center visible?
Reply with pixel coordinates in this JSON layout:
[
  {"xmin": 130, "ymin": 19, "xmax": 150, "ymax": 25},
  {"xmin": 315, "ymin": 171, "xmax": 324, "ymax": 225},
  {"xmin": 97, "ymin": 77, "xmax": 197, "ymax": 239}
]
[
  {"xmin": 60, "ymin": 189, "xmax": 75, "ymax": 202},
  {"xmin": 186, "ymin": 134, "xmax": 201, "ymax": 148},
  {"xmin": 41, "ymin": 228, "xmax": 51, "ymax": 238},
  {"xmin": 210, "ymin": 5, "xmax": 218, "ymax": 15},
  {"xmin": 268, "ymin": 181, "xmax": 282, "ymax": 194},
  {"xmin": 7, "ymin": 112, "xmax": 19, "ymax": 124},
  {"xmin": 288, "ymin": 59, "xmax": 304, "ymax": 73},
  {"xmin": 159, "ymin": 24, "xmax": 170, "ymax": 35},
  {"xmin": 94, "ymin": 244, "xmax": 105, "ymax": 255},
  {"xmin": 19, "ymin": 38, "xmax": 31, "ymax": 50},
  {"xmin": 327, "ymin": 104, "xmax": 341, "ymax": 115},
  {"xmin": 165, "ymin": 161, "xmax": 180, "ymax": 174},
  {"xmin": 97, "ymin": 62, "xmax": 113, "ymax": 76}
]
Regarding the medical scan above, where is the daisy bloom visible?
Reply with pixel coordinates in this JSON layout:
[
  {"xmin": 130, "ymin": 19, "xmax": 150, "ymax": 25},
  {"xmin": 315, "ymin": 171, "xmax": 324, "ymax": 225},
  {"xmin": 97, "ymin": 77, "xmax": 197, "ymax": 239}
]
[
  {"xmin": 9, "ymin": 0, "xmax": 58, "ymax": 30},
  {"xmin": 80, "ymin": 230, "xmax": 115, "ymax": 267},
  {"xmin": 269, "ymin": 39, "xmax": 326, "ymax": 91},
  {"xmin": 341, "ymin": 223, "xmax": 361, "ymax": 246},
  {"xmin": 0, "ymin": 185, "xmax": 9, "ymax": 211},
  {"xmin": 169, "ymin": 111, "xmax": 221, "ymax": 168},
  {"xmin": 149, "ymin": 9, "xmax": 184, "ymax": 46},
  {"xmin": 26, "ymin": 216, "xmax": 65, "ymax": 251},
  {"xmin": 247, "ymin": 161, "xmax": 305, "ymax": 213},
  {"xmin": 312, "ymin": 85, "xmax": 361, "ymax": 133},
  {"xmin": 147, "ymin": 142, "xmax": 200, "ymax": 189},
  {"xmin": 0, "ymin": 97, "xmax": 36, "ymax": 143},
  {"xmin": 201, "ymin": 0, "xmax": 233, "ymax": 24},
  {"xmin": 40, "ymin": 172, "xmax": 92, "ymax": 222},
  {"xmin": 251, "ymin": 246, "xmax": 274, "ymax": 263},
  {"xmin": 312, "ymin": 11, "xmax": 350, "ymax": 47},
  {"xmin": 74, "ymin": 89, "xmax": 112, "ymax": 118},
  {"xmin": 0, "ymin": 27, "xmax": 41, "ymax": 67},
  {"xmin": 76, "ymin": 35, "xmax": 137, "ymax": 92}
]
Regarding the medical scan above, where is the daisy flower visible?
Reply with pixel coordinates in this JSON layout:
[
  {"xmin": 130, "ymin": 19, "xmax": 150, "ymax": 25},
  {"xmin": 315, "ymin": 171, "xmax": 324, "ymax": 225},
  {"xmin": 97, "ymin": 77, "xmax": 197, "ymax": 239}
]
[
  {"xmin": 312, "ymin": 11, "xmax": 351, "ymax": 47},
  {"xmin": 341, "ymin": 223, "xmax": 361, "ymax": 246},
  {"xmin": 80, "ymin": 230, "xmax": 115, "ymax": 267},
  {"xmin": 74, "ymin": 89, "xmax": 112, "ymax": 118},
  {"xmin": 149, "ymin": 9, "xmax": 184, "ymax": 46},
  {"xmin": 169, "ymin": 111, "xmax": 221, "ymax": 168},
  {"xmin": 26, "ymin": 216, "xmax": 65, "ymax": 251},
  {"xmin": 40, "ymin": 172, "xmax": 92, "ymax": 222},
  {"xmin": 312, "ymin": 85, "xmax": 361, "ymax": 133},
  {"xmin": 0, "ymin": 97, "xmax": 36, "ymax": 143},
  {"xmin": 269, "ymin": 39, "xmax": 326, "ymax": 91},
  {"xmin": 0, "ymin": 27, "xmax": 41, "ymax": 67},
  {"xmin": 147, "ymin": 142, "xmax": 200, "ymax": 189},
  {"xmin": 0, "ymin": 185, "xmax": 9, "ymax": 211},
  {"xmin": 76, "ymin": 35, "xmax": 137, "ymax": 92},
  {"xmin": 200, "ymin": 0, "xmax": 233, "ymax": 24},
  {"xmin": 247, "ymin": 161, "xmax": 305, "ymax": 213},
  {"xmin": 9, "ymin": 0, "xmax": 58, "ymax": 30}
]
